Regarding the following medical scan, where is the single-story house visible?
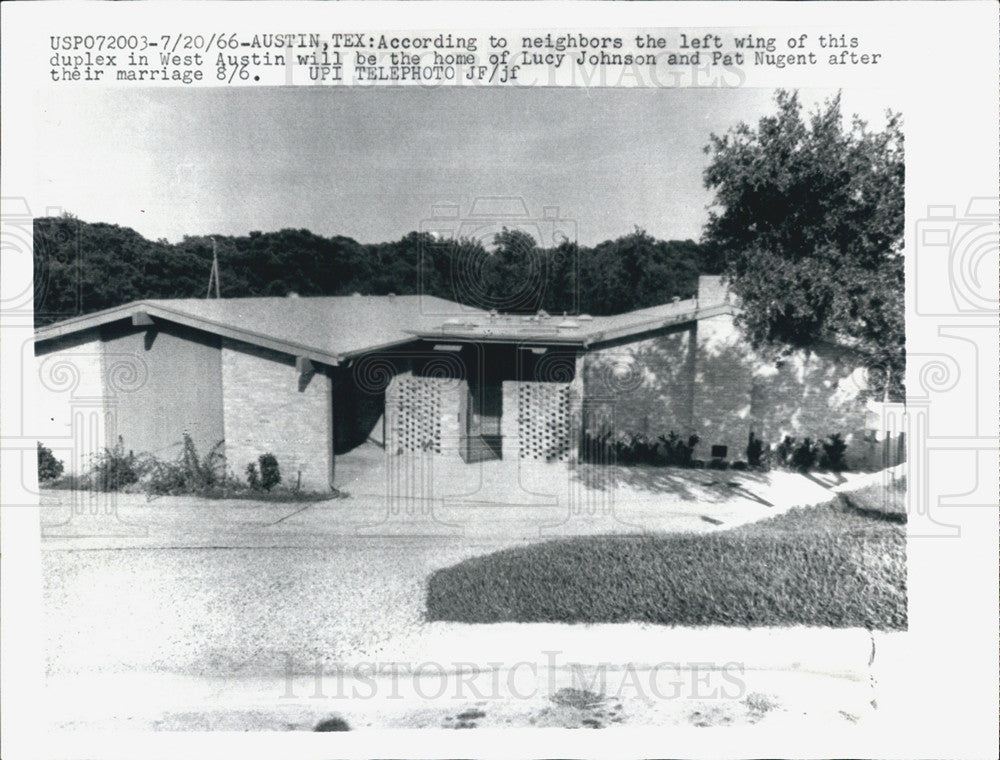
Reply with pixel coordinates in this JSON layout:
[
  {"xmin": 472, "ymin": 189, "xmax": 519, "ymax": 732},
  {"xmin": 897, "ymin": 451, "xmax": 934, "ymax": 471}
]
[{"xmin": 34, "ymin": 276, "xmax": 876, "ymax": 490}]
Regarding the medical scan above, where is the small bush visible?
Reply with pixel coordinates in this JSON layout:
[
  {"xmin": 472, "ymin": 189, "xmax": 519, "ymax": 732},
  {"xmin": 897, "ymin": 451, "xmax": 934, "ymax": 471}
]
[
  {"xmin": 314, "ymin": 716, "xmax": 350, "ymax": 731},
  {"xmin": 141, "ymin": 435, "xmax": 226, "ymax": 496},
  {"xmin": 731, "ymin": 460, "xmax": 748, "ymax": 471},
  {"xmin": 776, "ymin": 436, "xmax": 797, "ymax": 467},
  {"xmin": 658, "ymin": 432, "xmax": 699, "ymax": 467},
  {"xmin": 37, "ymin": 442, "xmax": 64, "ymax": 482},
  {"xmin": 246, "ymin": 462, "xmax": 260, "ymax": 490},
  {"xmin": 791, "ymin": 438, "xmax": 818, "ymax": 473},
  {"xmin": 610, "ymin": 432, "xmax": 660, "ymax": 466},
  {"xmin": 91, "ymin": 436, "xmax": 139, "ymax": 491},
  {"xmin": 819, "ymin": 433, "xmax": 849, "ymax": 472},
  {"xmin": 707, "ymin": 458, "xmax": 729, "ymax": 470},
  {"xmin": 258, "ymin": 453, "xmax": 281, "ymax": 491},
  {"xmin": 746, "ymin": 433, "xmax": 766, "ymax": 468}
]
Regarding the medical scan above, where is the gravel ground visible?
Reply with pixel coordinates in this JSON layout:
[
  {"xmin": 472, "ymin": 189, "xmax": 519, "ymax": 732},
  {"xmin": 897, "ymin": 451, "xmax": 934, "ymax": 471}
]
[
  {"xmin": 42, "ymin": 537, "xmax": 499, "ymax": 677},
  {"xmin": 39, "ymin": 489, "xmax": 889, "ymax": 731}
]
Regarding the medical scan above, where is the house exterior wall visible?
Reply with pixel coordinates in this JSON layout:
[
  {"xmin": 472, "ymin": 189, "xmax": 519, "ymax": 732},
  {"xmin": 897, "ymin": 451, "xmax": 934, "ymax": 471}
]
[
  {"xmin": 582, "ymin": 326, "xmax": 697, "ymax": 442},
  {"xmin": 691, "ymin": 313, "xmax": 756, "ymax": 459},
  {"xmin": 749, "ymin": 343, "xmax": 870, "ymax": 466},
  {"xmin": 692, "ymin": 311, "xmax": 869, "ymax": 465},
  {"xmin": 99, "ymin": 323, "xmax": 224, "ymax": 461},
  {"xmin": 35, "ymin": 330, "xmax": 107, "ymax": 475},
  {"xmin": 579, "ymin": 306, "xmax": 869, "ymax": 466},
  {"xmin": 220, "ymin": 338, "xmax": 333, "ymax": 491}
]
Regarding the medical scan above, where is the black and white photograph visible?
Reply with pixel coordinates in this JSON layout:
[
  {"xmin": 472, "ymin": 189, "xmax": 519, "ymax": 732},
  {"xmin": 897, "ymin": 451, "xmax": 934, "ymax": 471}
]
[{"xmin": 1, "ymin": 3, "xmax": 997, "ymax": 759}]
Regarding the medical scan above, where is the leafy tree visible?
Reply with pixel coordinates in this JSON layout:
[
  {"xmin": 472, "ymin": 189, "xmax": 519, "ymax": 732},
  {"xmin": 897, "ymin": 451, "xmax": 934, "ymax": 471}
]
[
  {"xmin": 34, "ymin": 217, "xmax": 718, "ymax": 324},
  {"xmin": 702, "ymin": 90, "xmax": 904, "ymax": 399},
  {"xmin": 37, "ymin": 442, "xmax": 64, "ymax": 482}
]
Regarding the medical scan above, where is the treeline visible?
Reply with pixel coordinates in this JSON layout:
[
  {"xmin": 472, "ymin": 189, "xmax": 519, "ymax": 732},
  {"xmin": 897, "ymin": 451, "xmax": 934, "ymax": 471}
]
[{"xmin": 33, "ymin": 215, "xmax": 721, "ymax": 326}]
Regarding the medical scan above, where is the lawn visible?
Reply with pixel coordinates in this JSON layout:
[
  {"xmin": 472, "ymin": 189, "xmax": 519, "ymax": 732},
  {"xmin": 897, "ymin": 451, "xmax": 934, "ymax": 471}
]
[{"xmin": 426, "ymin": 492, "xmax": 907, "ymax": 630}]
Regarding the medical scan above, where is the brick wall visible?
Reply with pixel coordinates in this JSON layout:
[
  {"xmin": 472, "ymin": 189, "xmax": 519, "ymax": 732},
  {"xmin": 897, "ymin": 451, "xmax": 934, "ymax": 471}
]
[
  {"xmin": 221, "ymin": 339, "xmax": 332, "ymax": 492},
  {"xmin": 583, "ymin": 326, "xmax": 697, "ymax": 442},
  {"xmin": 691, "ymin": 313, "xmax": 756, "ymax": 460},
  {"xmin": 750, "ymin": 344, "xmax": 869, "ymax": 463}
]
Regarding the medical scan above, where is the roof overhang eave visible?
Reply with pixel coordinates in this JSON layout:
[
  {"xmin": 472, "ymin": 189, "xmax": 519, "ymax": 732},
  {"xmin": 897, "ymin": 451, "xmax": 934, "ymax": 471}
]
[{"xmin": 34, "ymin": 302, "xmax": 344, "ymax": 367}]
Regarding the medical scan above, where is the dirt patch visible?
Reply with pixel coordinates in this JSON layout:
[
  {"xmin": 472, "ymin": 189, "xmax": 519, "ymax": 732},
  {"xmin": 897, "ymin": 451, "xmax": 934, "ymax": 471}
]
[{"xmin": 528, "ymin": 688, "xmax": 622, "ymax": 729}]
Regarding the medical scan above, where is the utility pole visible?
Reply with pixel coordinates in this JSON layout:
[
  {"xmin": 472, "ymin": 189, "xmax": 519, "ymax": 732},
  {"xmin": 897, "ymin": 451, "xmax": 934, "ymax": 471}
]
[{"xmin": 206, "ymin": 237, "xmax": 221, "ymax": 298}]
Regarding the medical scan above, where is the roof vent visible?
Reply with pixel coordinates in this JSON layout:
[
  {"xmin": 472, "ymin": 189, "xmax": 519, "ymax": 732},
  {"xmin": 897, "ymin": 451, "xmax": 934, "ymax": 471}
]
[
  {"xmin": 352, "ymin": 292, "xmax": 362, "ymax": 297},
  {"xmin": 578, "ymin": 314, "xmax": 594, "ymax": 321},
  {"xmin": 388, "ymin": 293, "xmax": 396, "ymax": 299},
  {"xmin": 287, "ymin": 292, "xmax": 300, "ymax": 299}
]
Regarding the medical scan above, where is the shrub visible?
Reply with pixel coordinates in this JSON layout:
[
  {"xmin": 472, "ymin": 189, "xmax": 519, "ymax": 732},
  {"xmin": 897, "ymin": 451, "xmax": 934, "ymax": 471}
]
[
  {"xmin": 91, "ymin": 436, "xmax": 139, "ymax": 491},
  {"xmin": 314, "ymin": 716, "xmax": 350, "ymax": 732},
  {"xmin": 37, "ymin": 442, "xmax": 64, "ymax": 482},
  {"xmin": 246, "ymin": 462, "xmax": 261, "ymax": 490},
  {"xmin": 707, "ymin": 458, "xmax": 729, "ymax": 470},
  {"xmin": 819, "ymin": 433, "xmax": 849, "ymax": 472},
  {"xmin": 140, "ymin": 435, "xmax": 226, "ymax": 496},
  {"xmin": 580, "ymin": 430, "xmax": 612, "ymax": 464},
  {"xmin": 658, "ymin": 432, "xmax": 699, "ymax": 467},
  {"xmin": 776, "ymin": 436, "xmax": 797, "ymax": 467},
  {"xmin": 746, "ymin": 432, "xmax": 766, "ymax": 468},
  {"xmin": 791, "ymin": 438, "xmax": 818, "ymax": 473},
  {"xmin": 626, "ymin": 433, "xmax": 659, "ymax": 465},
  {"xmin": 258, "ymin": 453, "xmax": 281, "ymax": 491}
]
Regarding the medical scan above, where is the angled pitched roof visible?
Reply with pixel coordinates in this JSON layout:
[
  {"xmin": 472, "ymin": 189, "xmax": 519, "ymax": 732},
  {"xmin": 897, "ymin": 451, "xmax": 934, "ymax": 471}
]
[
  {"xmin": 34, "ymin": 295, "xmax": 486, "ymax": 365},
  {"xmin": 34, "ymin": 286, "xmax": 738, "ymax": 362}
]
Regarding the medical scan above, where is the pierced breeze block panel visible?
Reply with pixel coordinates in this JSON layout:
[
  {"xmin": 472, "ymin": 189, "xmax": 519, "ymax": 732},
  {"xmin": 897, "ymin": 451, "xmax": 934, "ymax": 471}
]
[
  {"xmin": 389, "ymin": 376, "xmax": 442, "ymax": 454},
  {"xmin": 518, "ymin": 382, "xmax": 572, "ymax": 462}
]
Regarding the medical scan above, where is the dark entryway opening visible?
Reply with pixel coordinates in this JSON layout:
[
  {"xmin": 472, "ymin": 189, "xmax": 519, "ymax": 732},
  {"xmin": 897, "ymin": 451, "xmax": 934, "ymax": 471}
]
[
  {"xmin": 332, "ymin": 371, "xmax": 385, "ymax": 455},
  {"xmin": 462, "ymin": 377, "xmax": 503, "ymax": 462},
  {"xmin": 459, "ymin": 345, "xmax": 508, "ymax": 464}
]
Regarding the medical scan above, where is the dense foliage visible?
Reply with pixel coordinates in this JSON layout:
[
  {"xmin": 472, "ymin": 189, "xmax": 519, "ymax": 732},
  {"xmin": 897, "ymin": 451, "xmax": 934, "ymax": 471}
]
[
  {"xmin": 702, "ymin": 90, "xmax": 904, "ymax": 399},
  {"xmin": 427, "ymin": 498, "xmax": 906, "ymax": 629},
  {"xmin": 33, "ymin": 216, "xmax": 718, "ymax": 326},
  {"xmin": 37, "ymin": 442, "xmax": 64, "ymax": 482}
]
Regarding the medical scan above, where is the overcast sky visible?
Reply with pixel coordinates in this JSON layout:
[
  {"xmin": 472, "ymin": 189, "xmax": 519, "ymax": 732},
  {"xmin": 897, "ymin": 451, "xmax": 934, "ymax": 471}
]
[{"xmin": 33, "ymin": 86, "xmax": 896, "ymax": 246}]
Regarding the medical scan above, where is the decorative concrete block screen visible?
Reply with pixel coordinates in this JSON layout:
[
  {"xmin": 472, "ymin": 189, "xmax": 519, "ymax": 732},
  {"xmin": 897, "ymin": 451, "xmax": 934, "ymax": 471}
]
[
  {"xmin": 517, "ymin": 382, "xmax": 572, "ymax": 462},
  {"xmin": 389, "ymin": 376, "xmax": 442, "ymax": 454}
]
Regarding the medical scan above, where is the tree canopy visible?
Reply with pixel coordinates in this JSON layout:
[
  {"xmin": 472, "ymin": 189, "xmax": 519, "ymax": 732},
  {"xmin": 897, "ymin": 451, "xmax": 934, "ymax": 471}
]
[
  {"xmin": 702, "ymin": 90, "xmax": 904, "ymax": 399},
  {"xmin": 33, "ymin": 215, "xmax": 717, "ymax": 325}
]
